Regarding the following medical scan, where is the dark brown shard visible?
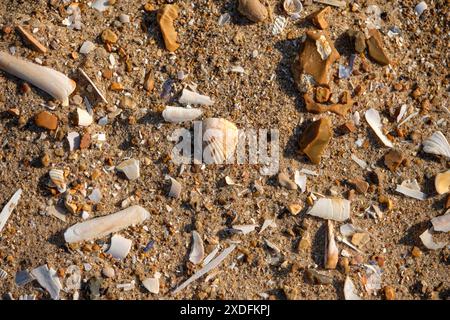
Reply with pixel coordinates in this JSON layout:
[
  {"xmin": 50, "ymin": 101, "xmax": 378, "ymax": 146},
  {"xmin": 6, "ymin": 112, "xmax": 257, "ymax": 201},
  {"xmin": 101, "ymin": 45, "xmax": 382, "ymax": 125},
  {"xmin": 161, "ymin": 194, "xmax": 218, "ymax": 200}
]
[
  {"xmin": 340, "ymin": 121, "xmax": 356, "ymax": 134},
  {"xmin": 348, "ymin": 30, "xmax": 366, "ymax": 53},
  {"xmin": 299, "ymin": 117, "xmax": 332, "ymax": 164},
  {"xmin": 350, "ymin": 178, "xmax": 369, "ymax": 194},
  {"xmin": 366, "ymin": 29, "xmax": 390, "ymax": 66},
  {"xmin": 384, "ymin": 149, "xmax": 405, "ymax": 171},
  {"xmin": 292, "ymin": 30, "xmax": 340, "ymax": 88},
  {"xmin": 310, "ymin": 6, "xmax": 331, "ymax": 29},
  {"xmin": 304, "ymin": 90, "xmax": 354, "ymax": 116},
  {"xmin": 80, "ymin": 133, "xmax": 91, "ymax": 149}
]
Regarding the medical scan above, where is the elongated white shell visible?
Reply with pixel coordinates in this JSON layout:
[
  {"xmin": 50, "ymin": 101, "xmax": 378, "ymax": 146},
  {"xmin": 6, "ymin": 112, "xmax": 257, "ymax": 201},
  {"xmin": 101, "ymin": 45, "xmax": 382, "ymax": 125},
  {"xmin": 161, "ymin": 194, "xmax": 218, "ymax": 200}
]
[
  {"xmin": 202, "ymin": 118, "xmax": 239, "ymax": 164},
  {"xmin": 422, "ymin": 131, "xmax": 450, "ymax": 159},
  {"xmin": 307, "ymin": 198, "xmax": 350, "ymax": 221},
  {"xmin": 419, "ymin": 227, "xmax": 446, "ymax": 250},
  {"xmin": 64, "ymin": 205, "xmax": 150, "ymax": 243},
  {"xmin": 162, "ymin": 106, "xmax": 202, "ymax": 123},
  {"xmin": 0, "ymin": 52, "xmax": 76, "ymax": 106},
  {"xmin": 105, "ymin": 234, "xmax": 132, "ymax": 259},
  {"xmin": 189, "ymin": 231, "xmax": 205, "ymax": 265},
  {"xmin": 344, "ymin": 276, "xmax": 362, "ymax": 300},
  {"xmin": 365, "ymin": 108, "xmax": 393, "ymax": 148},
  {"xmin": 0, "ymin": 188, "xmax": 22, "ymax": 233},
  {"xmin": 294, "ymin": 170, "xmax": 307, "ymax": 192},
  {"xmin": 431, "ymin": 211, "xmax": 450, "ymax": 233},
  {"xmin": 395, "ymin": 179, "xmax": 427, "ymax": 200},
  {"xmin": 49, "ymin": 169, "xmax": 66, "ymax": 193},
  {"xmin": 325, "ymin": 220, "xmax": 338, "ymax": 269},
  {"xmin": 179, "ymin": 88, "xmax": 214, "ymax": 106}
]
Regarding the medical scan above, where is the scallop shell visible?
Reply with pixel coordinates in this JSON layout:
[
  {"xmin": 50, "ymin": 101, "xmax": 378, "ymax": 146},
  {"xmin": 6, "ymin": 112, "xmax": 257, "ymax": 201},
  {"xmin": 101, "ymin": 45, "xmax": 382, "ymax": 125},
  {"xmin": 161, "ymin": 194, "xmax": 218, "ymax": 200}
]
[
  {"xmin": 435, "ymin": 170, "xmax": 450, "ymax": 195},
  {"xmin": 189, "ymin": 231, "xmax": 205, "ymax": 265},
  {"xmin": 307, "ymin": 198, "xmax": 350, "ymax": 221},
  {"xmin": 272, "ymin": 16, "xmax": 288, "ymax": 36},
  {"xmin": 325, "ymin": 220, "xmax": 338, "ymax": 269},
  {"xmin": 283, "ymin": 0, "xmax": 303, "ymax": 19},
  {"xmin": 162, "ymin": 106, "xmax": 202, "ymax": 123},
  {"xmin": 365, "ymin": 108, "xmax": 393, "ymax": 148},
  {"xmin": 0, "ymin": 52, "xmax": 76, "ymax": 106},
  {"xmin": 49, "ymin": 169, "xmax": 67, "ymax": 193},
  {"xmin": 76, "ymin": 108, "xmax": 93, "ymax": 126},
  {"xmin": 202, "ymin": 118, "xmax": 239, "ymax": 164},
  {"xmin": 422, "ymin": 131, "xmax": 450, "ymax": 159},
  {"xmin": 179, "ymin": 88, "xmax": 214, "ymax": 106},
  {"xmin": 0, "ymin": 268, "xmax": 7, "ymax": 279}
]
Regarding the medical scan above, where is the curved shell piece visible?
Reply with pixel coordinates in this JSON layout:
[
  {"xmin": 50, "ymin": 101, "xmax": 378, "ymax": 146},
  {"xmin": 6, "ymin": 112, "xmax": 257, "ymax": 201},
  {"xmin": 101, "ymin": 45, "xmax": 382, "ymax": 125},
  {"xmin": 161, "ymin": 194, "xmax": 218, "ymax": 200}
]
[
  {"xmin": 307, "ymin": 198, "xmax": 350, "ymax": 221},
  {"xmin": 365, "ymin": 108, "xmax": 393, "ymax": 148},
  {"xmin": 0, "ymin": 52, "xmax": 76, "ymax": 106},
  {"xmin": 325, "ymin": 220, "xmax": 338, "ymax": 269},
  {"xmin": 238, "ymin": 0, "xmax": 268, "ymax": 23},
  {"xmin": 202, "ymin": 118, "xmax": 239, "ymax": 164},
  {"xmin": 0, "ymin": 188, "xmax": 22, "ymax": 233},
  {"xmin": 49, "ymin": 169, "xmax": 67, "ymax": 193},
  {"xmin": 166, "ymin": 175, "xmax": 182, "ymax": 198},
  {"xmin": 179, "ymin": 88, "xmax": 214, "ymax": 106},
  {"xmin": 64, "ymin": 205, "xmax": 150, "ymax": 243},
  {"xmin": 157, "ymin": 5, "xmax": 180, "ymax": 52},
  {"xmin": 283, "ymin": 0, "xmax": 303, "ymax": 19},
  {"xmin": 423, "ymin": 131, "xmax": 450, "ymax": 159},
  {"xmin": 189, "ymin": 231, "xmax": 205, "ymax": 265},
  {"xmin": 435, "ymin": 170, "xmax": 450, "ymax": 195},
  {"xmin": 76, "ymin": 108, "xmax": 93, "ymax": 126},
  {"xmin": 162, "ymin": 106, "xmax": 202, "ymax": 123}
]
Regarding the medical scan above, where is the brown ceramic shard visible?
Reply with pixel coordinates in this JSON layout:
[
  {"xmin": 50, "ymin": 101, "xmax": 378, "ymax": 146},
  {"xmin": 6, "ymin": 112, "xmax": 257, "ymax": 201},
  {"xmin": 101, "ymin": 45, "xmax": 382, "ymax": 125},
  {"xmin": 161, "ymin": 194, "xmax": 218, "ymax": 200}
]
[
  {"xmin": 366, "ymin": 29, "xmax": 390, "ymax": 66},
  {"xmin": 304, "ymin": 89, "xmax": 354, "ymax": 116},
  {"xmin": 35, "ymin": 111, "xmax": 58, "ymax": 130},
  {"xmin": 299, "ymin": 117, "xmax": 332, "ymax": 164},
  {"xmin": 292, "ymin": 30, "xmax": 340, "ymax": 89},
  {"xmin": 384, "ymin": 149, "xmax": 405, "ymax": 171},
  {"xmin": 157, "ymin": 5, "xmax": 180, "ymax": 52},
  {"xmin": 310, "ymin": 6, "xmax": 331, "ymax": 29},
  {"xmin": 237, "ymin": 0, "xmax": 268, "ymax": 23}
]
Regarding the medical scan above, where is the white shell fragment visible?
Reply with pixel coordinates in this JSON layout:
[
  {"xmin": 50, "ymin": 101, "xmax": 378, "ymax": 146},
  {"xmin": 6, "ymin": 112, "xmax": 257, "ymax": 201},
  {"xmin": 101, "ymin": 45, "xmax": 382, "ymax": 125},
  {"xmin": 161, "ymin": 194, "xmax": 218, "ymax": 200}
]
[
  {"xmin": 76, "ymin": 108, "xmax": 93, "ymax": 126},
  {"xmin": 325, "ymin": 221, "xmax": 338, "ymax": 269},
  {"xmin": 419, "ymin": 228, "xmax": 446, "ymax": 250},
  {"xmin": 395, "ymin": 179, "xmax": 427, "ymax": 200},
  {"xmin": 218, "ymin": 13, "xmax": 231, "ymax": 26},
  {"xmin": 106, "ymin": 234, "xmax": 132, "ymax": 260},
  {"xmin": 88, "ymin": 188, "xmax": 102, "ymax": 204},
  {"xmin": 173, "ymin": 245, "xmax": 236, "ymax": 294},
  {"xmin": 67, "ymin": 131, "xmax": 80, "ymax": 151},
  {"xmin": 365, "ymin": 108, "xmax": 394, "ymax": 148},
  {"xmin": 435, "ymin": 170, "xmax": 450, "ymax": 195},
  {"xmin": 431, "ymin": 212, "xmax": 450, "ymax": 233},
  {"xmin": 179, "ymin": 88, "xmax": 214, "ymax": 106},
  {"xmin": 351, "ymin": 154, "xmax": 368, "ymax": 169},
  {"xmin": 166, "ymin": 175, "xmax": 181, "ymax": 198},
  {"xmin": 415, "ymin": 1, "xmax": 428, "ymax": 17},
  {"xmin": 422, "ymin": 131, "xmax": 450, "ymax": 159},
  {"xmin": 116, "ymin": 159, "xmax": 140, "ymax": 180},
  {"xmin": 0, "ymin": 189, "xmax": 22, "ymax": 234},
  {"xmin": 79, "ymin": 41, "xmax": 96, "ymax": 54},
  {"xmin": 294, "ymin": 170, "xmax": 307, "ymax": 193},
  {"xmin": 49, "ymin": 169, "xmax": 66, "ymax": 193},
  {"xmin": 189, "ymin": 231, "xmax": 205, "ymax": 265},
  {"xmin": 313, "ymin": 0, "xmax": 346, "ymax": 7},
  {"xmin": 307, "ymin": 198, "xmax": 350, "ymax": 222},
  {"xmin": 142, "ymin": 275, "xmax": 160, "ymax": 294},
  {"xmin": 64, "ymin": 205, "xmax": 150, "ymax": 243},
  {"xmin": 0, "ymin": 268, "xmax": 7, "ymax": 279},
  {"xmin": 30, "ymin": 265, "xmax": 62, "ymax": 300},
  {"xmin": 272, "ymin": 16, "xmax": 287, "ymax": 36},
  {"xmin": 202, "ymin": 118, "xmax": 239, "ymax": 164},
  {"xmin": 162, "ymin": 106, "xmax": 202, "ymax": 123},
  {"xmin": 119, "ymin": 14, "xmax": 130, "ymax": 23},
  {"xmin": 231, "ymin": 224, "xmax": 258, "ymax": 235},
  {"xmin": 283, "ymin": 0, "xmax": 303, "ymax": 19},
  {"xmin": 203, "ymin": 246, "xmax": 220, "ymax": 265},
  {"xmin": 65, "ymin": 265, "xmax": 81, "ymax": 291},
  {"xmin": 78, "ymin": 68, "xmax": 108, "ymax": 104},
  {"xmin": 92, "ymin": 0, "xmax": 111, "ymax": 12},
  {"xmin": 316, "ymin": 35, "xmax": 332, "ymax": 60},
  {"xmin": 344, "ymin": 277, "xmax": 362, "ymax": 300},
  {"xmin": 0, "ymin": 52, "xmax": 76, "ymax": 106}
]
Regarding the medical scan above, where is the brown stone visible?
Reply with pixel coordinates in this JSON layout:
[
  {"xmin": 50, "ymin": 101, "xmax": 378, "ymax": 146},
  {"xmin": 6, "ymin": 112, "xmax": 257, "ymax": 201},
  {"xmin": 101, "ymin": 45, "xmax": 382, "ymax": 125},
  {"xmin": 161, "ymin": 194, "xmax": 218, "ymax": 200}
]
[
  {"xmin": 354, "ymin": 31, "xmax": 366, "ymax": 53},
  {"xmin": 7, "ymin": 108, "xmax": 20, "ymax": 117},
  {"xmin": 292, "ymin": 30, "xmax": 340, "ymax": 88},
  {"xmin": 366, "ymin": 29, "xmax": 390, "ymax": 66},
  {"xmin": 315, "ymin": 86, "xmax": 331, "ymax": 103},
  {"xmin": 144, "ymin": 71, "xmax": 155, "ymax": 92},
  {"xmin": 287, "ymin": 203, "xmax": 302, "ymax": 215},
  {"xmin": 379, "ymin": 195, "xmax": 394, "ymax": 210},
  {"xmin": 102, "ymin": 69, "xmax": 113, "ymax": 80},
  {"xmin": 412, "ymin": 246, "xmax": 422, "ymax": 258},
  {"xmin": 299, "ymin": 117, "xmax": 332, "ymax": 164},
  {"xmin": 346, "ymin": 189, "xmax": 356, "ymax": 201},
  {"xmin": 237, "ymin": 0, "xmax": 268, "ymax": 23},
  {"xmin": 101, "ymin": 29, "xmax": 118, "ymax": 44},
  {"xmin": 157, "ymin": 4, "xmax": 180, "ymax": 52},
  {"xmin": 120, "ymin": 96, "xmax": 137, "ymax": 109},
  {"xmin": 350, "ymin": 178, "xmax": 369, "ymax": 194},
  {"xmin": 384, "ymin": 286, "xmax": 396, "ymax": 300},
  {"xmin": 79, "ymin": 133, "xmax": 91, "ymax": 149},
  {"xmin": 41, "ymin": 153, "xmax": 51, "ymax": 167},
  {"xmin": 304, "ymin": 90, "xmax": 353, "ymax": 116},
  {"xmin": 144, "ymin": 2, "xmax": 155, "ymax": 12},
  {"xmin": 384, "ymin": 149, "xmax": 405, "ymax": 171},
  {"xmin": 411, "ymin": 87, "xmax": 422, "ymax": 100},
  {"xmin": 340, "ymin": 121, "xmax": 356, "ymax": 134},
  {"xmin": 21, "ymin": 82, "xmax": 31, "ymax": 94},
  {"xmin": 110, "ymin": 82, "xmax": 123, "ymax": 91},
  {"xmin": 310, "ymin": 6, "xmax": 331, "ymax": 29},
  {"xmin": 35, "ymin": 111, "xmax": 58, "ymax": 130},
  {"xmin": 351, "ymin": 232, "xmax": 370, "ymax": 247}
]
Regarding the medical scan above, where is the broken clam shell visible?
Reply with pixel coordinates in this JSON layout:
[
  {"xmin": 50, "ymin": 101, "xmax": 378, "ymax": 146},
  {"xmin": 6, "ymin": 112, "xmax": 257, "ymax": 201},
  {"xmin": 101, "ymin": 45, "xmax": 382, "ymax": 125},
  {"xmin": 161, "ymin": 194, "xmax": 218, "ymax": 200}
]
[
  {"xmin": 307, "ymin": 198, "xmax": 350, "ymax": 221},
  {"xmin": 189, "ymin": 231, "xmax": 205, "ymax": 265},
  {"xmin": 0, "ymin": 189, "xmax": 22, "ymax": 234},
  {"xmin": 365, "ymin": 108, "xmax": 393, "ymax": 148},
  {"xmin": 116, "ymin": 159, "xmax": 140, "ymax": 180},
  {"xmin": 202, "ymin": 118, "xmax": 239, "ymax": 164},
  {"xmin": 166, "ymin": 175, "xmax": 181, "ymax": 198},
  {"xmin": 49, "ymin": 169, "xmax": 67, "ymax": 193},
  {"xmin": 422, "ymin": 131, "xmax": 450, "ymax": 159},
  {"xmin": 105, "ymin": 234, "xmax": 132, "ymax": 260},
  {"xmin": 435, "ymin": 170, "xmax": 450, "ymax": 195},
  {"xmin": 76, "ymin": 108, "xmax": 93, "ymax": 127}
]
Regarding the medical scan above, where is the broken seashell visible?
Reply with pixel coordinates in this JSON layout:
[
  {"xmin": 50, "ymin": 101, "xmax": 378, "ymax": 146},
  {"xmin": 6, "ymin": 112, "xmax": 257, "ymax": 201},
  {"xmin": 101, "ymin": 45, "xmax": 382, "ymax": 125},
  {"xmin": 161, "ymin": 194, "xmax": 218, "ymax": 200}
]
[
  {"xmin": 189, "ymin": 231, "xmax": 205, "ymax": 265},
  {"xmin": 278, "ymin": 172, "xmax": 297, "ymax": 190},
  {"xmin": 203, "ymin": 246, "xmax": 220, "ymax": 266},
  {"xmin": 237, "ymin": 0, "xmax": 268, "ymax": 23},
  {"xmin": 307, "ymin": 198, "xmax": 350, "ymax": 221},
  {"xmin": 162, "ymin": 106, "xmax": 202, "ymax": 123},
  {"xmin": 313, "ymin": 0, "xmax": 346, "ymax": 7},
  {"xmin": 0, "ymin": 52, "xmax": 76, "ymax": 106},
  {"xmin": 294, "ymin": 170, "xmax": 307, "ymax": 192},
  {"xmin": 78, "ymin": 68, "xmax": 108, "ymax": 104},
  {"xmin": 16, "ymin": 26, "xmax": 47, "ymax": 53},
  {"xmin": 79, "ymin": 41, "xmax": 96, "ymax": 54},
  {"xmin": 166, "ymin": 175, "xmax": 181, "ymax": 198},
  {"xmin": 422, "ymin": 131, "xmax": 450, "ymax": 159},
  {"xmin": 325, "ymin": 220, "xmax": 338, "ymax": 269},
  {"xmin": 283, "ymin": 0, "xmax": 303, "ymax": 19},
  {"xmin": 157, "ymin": 4, "xmax": 180, "ymax": 52},
  {"xmin": 173, "ymin": 245, "xmax": 236, "ymax": 294},
  {"xmin": 202, "ymin": 118, "xmax": 239, "ymax": 164},
  {"xmin": 179, "ymin": 88, "xmax": 214, "ymax": 106},
  {"xmin": 142, "ymin": 275, "xmax": 160, "ymax": 294},
  {"xmin": 435, "ymin": 170, "xmax": 450, "ymax": 195},
  {"xmin": 231, "ymin": 224, "xmax": 258, "ymax": 235},
  {"xmin": 49, "ymin": 169, "xmax": 67, "ymax": 193},
  {"xmin": 299, "ymin": 117, "xmax": 332, "ymax": 164},
  {"xmin": 0, "ymin": 268, "xmax": 8, "ymax": 279},
  {"xmin": 105, "ymin": 234, "xmax": 132, "ymax": 260},
  {"xmin": 64, "ymin": 205, "xmax": 150, "ymax": 243},
  {"xmin": 0, "ymin": 189, "xmax": 22, "ymax": 234},
  {"xmin": 76, "ymin": 108, "xmax": 93, "ymax": 127},
  {"xmin": 365, "ymin": 108, "xmax": 394, "ymax": 148},
  {"xmin": 396, "ymin": 179, "xmax": 427, "ymax": 200},
  {"xmin": 88, "ymin": 188, "xmax": 102, "ymax": 204},
  {"xmin": 30, "ymin": 265, "xmax": 62, "ymax": 300},
  {"xmin": 116, "ymin": 159, "xmax": 140, "ymax": 180},
  {"xmin": 431, "ymin": 211, "xmax": 450, "ymax": 233},
  {"xmin": 415, "ymin": 1, "xmax": 428, "ymax": 17},
  {"xmin": 92, "ymin": 0, "xmax": 111, "ymax": 12},
  {"xmin": 272, "ymin": 16, "xmax": 287, "ymax": 36},
  {"xmin": 67, "ymin": 132, "xmax": 80, "ymax": 151},
  {"xmin": 310, "ymin": 6, "xmax": 331, "ymax": 30},
  {"xmin": 419, "ymin": 227, "xmax": 446, "ymax": 250},
  {"xmin": 344, "ymin": 276, "xmax": 362, "ymax": 300}
]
